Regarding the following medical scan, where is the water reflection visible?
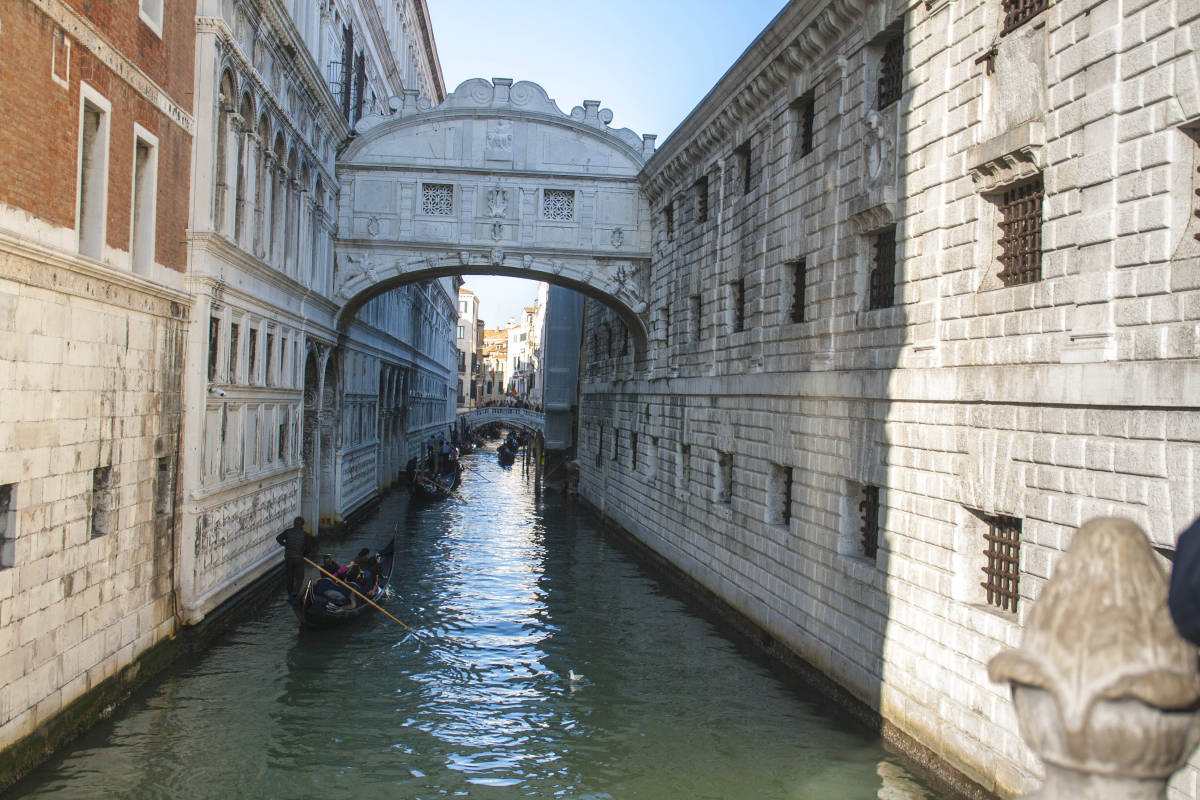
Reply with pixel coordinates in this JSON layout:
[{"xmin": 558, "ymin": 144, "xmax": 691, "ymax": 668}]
[{"xmin": 13, "ymin": 450, "xmax": 941, "ymax": 800}]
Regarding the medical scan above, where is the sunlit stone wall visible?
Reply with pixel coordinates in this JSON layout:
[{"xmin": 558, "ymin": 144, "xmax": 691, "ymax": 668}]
[{"xmin": 578, "ymin": 0, "xmax": 1200, "ymax": 795}]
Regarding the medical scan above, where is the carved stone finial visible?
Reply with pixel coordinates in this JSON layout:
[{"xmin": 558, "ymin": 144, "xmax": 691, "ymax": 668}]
[{"xmin": 989, "ymin": 517, "xmax": 1200, "ymax": 799}]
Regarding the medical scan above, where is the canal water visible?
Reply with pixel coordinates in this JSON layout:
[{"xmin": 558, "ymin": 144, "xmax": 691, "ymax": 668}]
[{"xmin": 14, "ymin": 449, "xmax": 942, "ymax": 799}]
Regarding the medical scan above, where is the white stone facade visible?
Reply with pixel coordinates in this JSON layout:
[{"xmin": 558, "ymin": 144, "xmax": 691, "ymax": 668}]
[{"xmin": 577, "ymin": 0, "xmax": 1200, "ymax": 796}]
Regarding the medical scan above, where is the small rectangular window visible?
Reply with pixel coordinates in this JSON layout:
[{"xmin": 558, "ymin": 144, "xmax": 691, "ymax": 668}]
[
  {"xmin": 690, "ymin": 294, "xmax": 702, "ymax": 341},
  {"xmin": 78, "ymin": 94, "xmax": 110, "ymax": 259},
  {"xmin": 789, "ymin": 259, "xmax": 807, "ymax": 323},
  {"xmin": 694, "ymin": 176, "xmax": 709, "ymax": 223},
  {"xmin": 982, "ymin": 514, "xmax": 1022, "ymax": 612},
  {"xmin": 717, "ymin": 451, "xmax": 733, "ymax": 504},
  {"xmin": 543, "ymin": 189, "xmax": 575, "ymax": 221},
  {"xmin": 421, "ymin": 183, "xmax": 454, "ymax": 216},
  {"xmin": 91, "ymin": 465, "xmax": 114, "ymax": 538},
  {"xmin": 730, "ymin": 279, "xmax": 745, "ymax": 332},
  {"xmin": 279, "ymin": 412, "xmax": 290, "ymax": 463},
  {"xmin": 996, "ymin": 175, "xmax": 1044, "ymax": 286},
  {"xmin": 265, "ymin": 331, "xmax": 275, "ymax": 386},
  {"xmin": 130, "ymin": 132, "xmax": 157, "ymax": 275},
  {"xmin": 793, "ymin": 91, "xmax": 816, "ymax": 157},
  {"xmin": 869, "ymin": 228, "xmax": 896, "ymax": 310},
  {"xmin": 155, "ymin": 456, "xmax": 173, "ymax": 517},
  {"xmin": 1001, "ymin": 0, "xmax": 1049, "ymax": 35},
  {"xmin": 611, "ymin": 428, "xmax": 620, "ymax": 461},
  {"xmin": 207, "ymin": 316, "xmax": 220, "ymax": 382},
  {"xmin": 247, "ymin": 327, "xmax": 259, "ymax": 384},
  {"xmin": 228, "ymin": 322, "xmax": 241, "ymax": 382},
  {"xmin": 596, "ymin": 426, "xmax": 604, "ymax": 468},
  {"xmin": 665, "ymin": 201, "xmax": 674, "ymax": 240},
  {"xmin": 631, "ymin": 431, "xmax": 639, "ymax": 470},
  {"xmin": 878, "ymin": 34, "xmax": 904, "ymax": 110},
  {"xmin": 858, "ymin": 484, "xmax": 880, "ymax": 559},
  {"xmin": 735, "ymin": 141, "xmax": 753, "ymax": 195},
  {"xmin": 768, "ymin": 464, "xmax": 793, "ymax": 526},
  {"xmin": 0, "ymin": 484, "xmax": 15, "ymax": 569}
]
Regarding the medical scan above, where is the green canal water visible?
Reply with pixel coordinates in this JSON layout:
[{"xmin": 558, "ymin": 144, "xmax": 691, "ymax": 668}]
[{"xmin": 12, "ymin": 449, "xmax": 942, "ymax": 799}]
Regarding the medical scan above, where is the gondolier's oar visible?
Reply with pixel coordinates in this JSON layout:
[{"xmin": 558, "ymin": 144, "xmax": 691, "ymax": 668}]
[
  {"xmin": 461, "ymin": 463, "xmax": 494, "ymax": 483},
  {"xmin": 426, "ymin": 473, "xmax": 467, "ymax": 502},
  {"xmin": 303, "ymin": 558, "xmax": 419, "ymax": 636}
]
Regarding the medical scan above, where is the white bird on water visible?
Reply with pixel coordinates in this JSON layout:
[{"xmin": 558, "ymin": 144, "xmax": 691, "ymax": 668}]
[{"xmin": 568, "ymin": 669, "xmax": 585, "ymax": 683}]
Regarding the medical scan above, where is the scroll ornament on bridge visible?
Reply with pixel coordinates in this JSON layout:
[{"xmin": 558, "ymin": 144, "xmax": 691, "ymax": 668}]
[
  {"xmin": 611, "ymin": 264, "xmax": 647, "ymax": 314},
  {"xmin": 988, "ymin": 517, "xmax": 1200, "ymax": 798}
]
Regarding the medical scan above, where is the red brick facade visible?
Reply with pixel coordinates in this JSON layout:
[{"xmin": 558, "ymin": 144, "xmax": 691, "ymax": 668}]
[{"xmin": 0, "ymin": 0, "xmax": 195, "ymax": 271}]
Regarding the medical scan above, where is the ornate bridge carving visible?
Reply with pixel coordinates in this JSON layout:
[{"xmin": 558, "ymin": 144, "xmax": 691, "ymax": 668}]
[
  {"xmin": 333, "ymin": 78, "xmax": 656, "ymax": 359},
  {"xmin": 460, "ymin": 406, "xmax": 544, "ymax": 434}
]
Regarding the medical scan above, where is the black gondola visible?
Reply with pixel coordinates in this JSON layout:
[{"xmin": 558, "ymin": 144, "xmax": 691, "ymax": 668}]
[
  {"xmin": 410, "ymin": 464, "xmax": 462, "ymax": 501},
  {"xmin": 290, "ymin": 538, "xmax": 396, "ymax": 627},
  {"xmin": 497, "ymin": 444, "xmax": 516, "ymax": 466}
]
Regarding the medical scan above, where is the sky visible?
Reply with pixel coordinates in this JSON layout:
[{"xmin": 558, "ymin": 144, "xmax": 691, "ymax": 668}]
[{"xmin": 428, "ymin": 0, "xmax": 790, "ymax": 326}]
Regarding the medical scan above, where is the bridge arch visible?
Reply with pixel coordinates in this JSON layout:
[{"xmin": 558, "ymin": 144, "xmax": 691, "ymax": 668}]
[{"xmin": 333, "ymin": 78, "xmax": 657, "ymax": 360}]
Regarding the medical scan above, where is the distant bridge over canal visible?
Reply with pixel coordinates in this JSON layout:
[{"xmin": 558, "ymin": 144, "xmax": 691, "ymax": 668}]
[{"xmin": 459, "ymin": 406, "xmax": 545, "ymax": 434}]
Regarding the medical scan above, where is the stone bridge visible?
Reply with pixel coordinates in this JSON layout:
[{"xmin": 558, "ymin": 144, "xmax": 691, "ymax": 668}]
[
  {"xmin": 333, "ymin": 78, "xmax": 656, "ymax": 359},
  {"xmin": 459, "ymin": 406, "xmax": 545, "ymax": 434}
]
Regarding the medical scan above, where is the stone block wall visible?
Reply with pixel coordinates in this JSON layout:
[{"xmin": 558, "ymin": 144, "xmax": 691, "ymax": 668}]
[
  {"xmin": 578, "ymin": 0, "xmax": 1200, "ymax": 795},
  {"xmin": 0, "ymin": 243, "xmax": 187, "ymax": 757}
]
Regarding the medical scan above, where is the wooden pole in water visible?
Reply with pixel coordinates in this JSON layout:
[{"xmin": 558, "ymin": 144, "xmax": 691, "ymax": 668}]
[{"xmin": 303, "ymin": 557, "xmax": 420, "ymax": 635}]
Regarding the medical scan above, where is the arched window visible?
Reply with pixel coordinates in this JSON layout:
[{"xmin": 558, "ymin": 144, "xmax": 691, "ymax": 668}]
[
  {"xmin": 213, "ymin": 70, "xmax": 236, "ymax": 229},
  {"xmin": 254, "ymin": 115, "xmax": 270, "ymax": 258},
  {"xmin": 234, "ymin": 93, "xmax": 253, "ymax": 245}
]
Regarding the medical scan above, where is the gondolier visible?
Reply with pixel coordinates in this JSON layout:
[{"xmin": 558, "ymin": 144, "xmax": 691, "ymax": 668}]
[{"xmin": 276, "ymin": 516, "xmax": 313, "ymax": 596}]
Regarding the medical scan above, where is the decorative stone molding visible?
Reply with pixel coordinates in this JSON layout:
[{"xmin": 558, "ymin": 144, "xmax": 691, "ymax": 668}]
[
  {"xmin": 989, "ymin": 517, "xmax": 1200, "ymax": 799},
  {"xmin": 848, "ymin": 186, "xmax": 897, "ymax": 234},
  {"xmin": 967, "ymin": 121, "xmax": 1045, "ymax": 193}
]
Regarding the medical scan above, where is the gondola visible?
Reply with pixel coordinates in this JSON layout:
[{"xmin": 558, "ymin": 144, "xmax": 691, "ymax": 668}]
[
  {"xmin": 497, "ymin": 444, "xmax": 516, "ymax": 466},
  {"xmin": 410, "ymin": 463, "xmax": 462, "ymax": 502},
  {"xmin": 290, "ymin": 538, "xmax": 396, "ymax": 627}
]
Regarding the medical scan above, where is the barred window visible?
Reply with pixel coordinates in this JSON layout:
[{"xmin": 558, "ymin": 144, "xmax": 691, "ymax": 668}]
[
  {"xmin": 665, "ymin": 201, "xmax": 674, "ymax": 240},
  {"xmin": 694, "ymin": 176, "xmax": 709, "ymax": 223},
  {"xmin": 736, "ymin": 141, "xmax": 753, "ymax": 195},
  {"xmin": 542, "ymin": 189, "xmax": 575, "ymax": 221},
  {"xmin": 730, "ymin": 278, "xmax": 745, "ymax": 332},
  {"xmin": 789, "ymin": 259, "xmax": 807, "ymax": 323},
  {"xmin": 996, "ymin": 176, "xmax": 1043, "ymax": 286},
  {"xmin": 1001, "ymin": 0, "xmax": 1049, "ymax": 35},
  {"xmin": 718, "ymin": 452, "xmax": 733, "ymax": 504},
  {"xmin": 0, "ymin": 484, "xmax": 14, "ymax": 568},
  {"xmin": 869, "ymin": 227, "xmax": 896, "ymax": 310},
  {"xmin": 878, "ymin": 34, "xmax": 904, "ymax": 110},
  {"xmin": 421, "ymin": 183, "xmax": 454, "ymax": 216},
  {"xmin": 859, "ymin": 484, "xmax": 880, "ymax": 559},
  {"xmin": 981, "ymin": 514, "xmax": 1021, "ymax": 613},
  {"xmin": 793, "ymin": 91, "xmax": 816, "ymax": 156}
]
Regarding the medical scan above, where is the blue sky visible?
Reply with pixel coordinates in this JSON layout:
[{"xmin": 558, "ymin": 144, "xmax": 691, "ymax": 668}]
[{"xmin": 427, "ymin": 0, "xmax": 789, "ymax": 326}]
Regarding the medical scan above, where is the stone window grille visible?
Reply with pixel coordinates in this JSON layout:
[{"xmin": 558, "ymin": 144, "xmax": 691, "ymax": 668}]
[
  {"xmin": 1001, "ymin": 0, "xmax": 1049, "ymax": 35},
  {"xmin": 793, "ymin": 91, "xmax": 816, "ymax": 157},
  {"xmin": 718, "ymin": 451, "xmax": 733, "ymax": 504},
  {"xmin": 769, "ymin": 464, "xmax": 793, "ymax": 526},
  {"xmin": 421, "ymin": 183, "xmax": 454, "ymax": 216},
  {"xmin": 542, "ymin": 189, "xmax": 575, "ymax": 221},
  {"xmin": 982, "ymin": 514, "xmax": 1022, "ymax": 612},
  {"xmin": 730, "ymin": 278, "xmax": 745, "ymax": 332},
  {"xmin": 858, "ymin": 483, "xmax": 880, "ymax": 559},
  {"xmin": 665, "ymin": 200, "xmax": 674, "ymax": 240},
  {"xmin": 877, "ymin": 34, "xmax": 904, "ymax": 110},
  {"xmin": 869, "ymin": 227, "xmax": 897, "ymax": 310},
  {"xmin": 789, "ymin": 258, "xmax": 808, "ymax": 323},
  {"xmin": 0, "ymin": 484, "xmax": 14, "ymax": 568},
  {"xmin": 690, "ymin": 294, "xmax": 703, "ymax": 341},
  {"xmin": 207, "ymin": 315, "xmax": 221, "ymax": 382},
  {"xmin": 91, "ymin": 465, "xmax": 114, "ymax": 538},
  {"xmin": 631, "ymin": 431, "xmax": 639, "ymax": 471},
  {"xmin": 996, "ymin": 175, "xmax": 1044, "ymax": 286},
  {"xmin": 694, "ymin": 176, "xmax": 709, "ymax": 223}
]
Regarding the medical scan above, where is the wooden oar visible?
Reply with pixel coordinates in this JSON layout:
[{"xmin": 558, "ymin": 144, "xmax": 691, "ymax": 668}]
[
  {"xmin": 461, "ymin": 463, "xmax": 494, "ymax": 483},
  {"xmin": 425, "ymin": 472, "xmax": 467, "ymax": 502},
  {"xmin": 303, "ymin": 557, "xmax": 420, "ymax": 636}
]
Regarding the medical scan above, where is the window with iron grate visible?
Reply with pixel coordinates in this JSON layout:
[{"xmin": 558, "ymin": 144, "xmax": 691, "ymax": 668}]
[
  {"xmin": 690, "ymin": 294, "xmax": 702, "ymax": 341},
  {"xmin": 694, "ymin": 176, "xmax": 709, "ymax": 223},
  {"xmin": 0, "ymin": 484, "xmax": 14, "ymax": 568},
  {"xmin": 421, "ymin": 183, "xmax": 454, "ymax": 216},
  {"xmin": 981, "ymin": 514, "xmax": 1022, "ymax": 612},
  {"xmin": 543, "ymin": 189, "xmax": 575, "ymax": 221},
  {"xmin": 730, "ymin": 278, "xmax": 745, "ymax": 332},
  {"xmin": 869, "ymin": 228, "xmax": 896, "ymax": 310},
  {"xmin": 768, "ymin": 464, "xmax": 793, "ymax": 526},
  {"xmin": 717, "ymin": 452, "xmax": 733, "ymax": 504},
  {"xmin": 665, "ymin": 200, "xmax": 674, "ymax": 240},
  {"xmin": 996, "ymin": 175, "xmax": 1044, "ymax": 286},
  {"xmin": 631, "ymin": 431, "xmax": 639, "ymax": 471},
  {"xmin": 735, "ymin": 141, "xmax": 753, "ymax": 195},
  {"xmin": 793, "ymin": 91, "xmax": 816, "ymax": 157},
  {"xmin": 878, "ymin": 34, "xmax": 904, "ymax": 110},
  {"xmin": 859, "ymin": 484, "xmax": 880, "ymax": 559},
  {"xmin": 789, "ymin": 259, "xmax": 807, "ymax": 323},
  {"xmin": 1001, "ymin": 0, "xmax": 1049, "ymax": 35}
]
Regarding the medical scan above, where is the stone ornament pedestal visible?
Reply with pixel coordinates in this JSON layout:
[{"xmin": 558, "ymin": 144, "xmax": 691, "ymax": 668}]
[{"xmin": 989, "ymin": 518, "xmax": 1200, "ymax": 799}]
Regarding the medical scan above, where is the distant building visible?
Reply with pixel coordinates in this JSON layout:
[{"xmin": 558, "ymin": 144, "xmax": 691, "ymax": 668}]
[{"xmin": 456, "ymin": 287, "xmax": 482, "ymax": 409}]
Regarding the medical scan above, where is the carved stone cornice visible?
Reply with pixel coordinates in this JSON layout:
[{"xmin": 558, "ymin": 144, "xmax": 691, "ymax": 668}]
[
  {"xmin": 966, "ymin": 121, "xmax": 1045, "ymax": 193},
  {"xmin": 641, "ymin": 0, "xmax": 866, "ymax": 203}
]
